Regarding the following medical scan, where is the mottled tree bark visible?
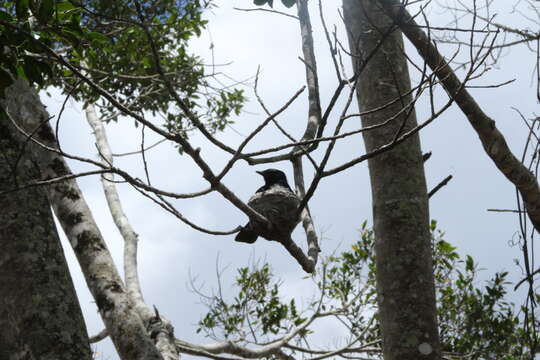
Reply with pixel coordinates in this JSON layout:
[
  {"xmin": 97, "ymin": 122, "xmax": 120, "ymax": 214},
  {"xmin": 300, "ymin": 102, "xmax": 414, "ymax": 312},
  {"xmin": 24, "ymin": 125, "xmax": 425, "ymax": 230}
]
[
  {"xmin": 342, "ymin": 1, "xmax": 441, "ymax": 359},
  {"xmin": 1, "ymin": 79, "xmax": 163, "ymax": 360},
  {"xmin": 0, "ymin": 110, "xmax": 92, "ymax": 360},
  {"xmin": 85, "ymin": 104, "xmax": 178, "ymax": 360}
]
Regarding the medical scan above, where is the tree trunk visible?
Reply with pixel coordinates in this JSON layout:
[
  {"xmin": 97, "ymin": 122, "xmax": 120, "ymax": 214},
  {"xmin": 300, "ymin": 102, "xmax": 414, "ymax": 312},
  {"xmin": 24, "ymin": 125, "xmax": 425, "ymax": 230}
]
[
  {"xmin": 1, "ymin": 78, "xmax": 164, "ymax": 360},
  {"xmin": 342, "ymin": 1, "xmax": 441, "ymax": 359},
  {"xmin": 0, "ymin": 110, "xmax": 92, "ymax": 360}
]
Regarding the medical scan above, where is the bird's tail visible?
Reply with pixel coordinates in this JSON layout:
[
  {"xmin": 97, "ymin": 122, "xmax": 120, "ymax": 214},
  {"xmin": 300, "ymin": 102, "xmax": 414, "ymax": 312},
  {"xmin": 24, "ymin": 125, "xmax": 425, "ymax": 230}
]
[{"xmin": 235, "ymin": 225, "xmax": 258, "ymax": 244}]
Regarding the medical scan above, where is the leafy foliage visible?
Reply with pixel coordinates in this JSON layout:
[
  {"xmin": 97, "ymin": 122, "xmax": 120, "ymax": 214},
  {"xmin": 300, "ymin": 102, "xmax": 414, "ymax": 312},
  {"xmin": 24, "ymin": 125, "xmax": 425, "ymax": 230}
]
[
  {"xmin": 198, "ymin": 263, "xmax": 306, "ymax": 339},
  {"xmin": 197, "ymin": 221, "xmax": 538, "ymax": 358},
  {"xmin": 432, "ymin": 221, "xmax": 526, "ymax": 358},
  {"xmin": 0, "ymin": 0, "xmax": 245, "ymax": 137},
  {"xmin": 252, "ymin": 0, "xmax": 295, "ymax": 9},
  {"xmin": 0, "ymin": 0, "xmax": 87, "ymax": 91}
]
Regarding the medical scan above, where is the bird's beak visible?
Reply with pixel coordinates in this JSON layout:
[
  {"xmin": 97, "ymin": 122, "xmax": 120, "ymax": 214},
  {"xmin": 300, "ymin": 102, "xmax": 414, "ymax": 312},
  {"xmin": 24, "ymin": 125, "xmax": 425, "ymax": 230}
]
[{"xmin": 256, "ymin": 170, "xmax": 264, "ymax": 176}]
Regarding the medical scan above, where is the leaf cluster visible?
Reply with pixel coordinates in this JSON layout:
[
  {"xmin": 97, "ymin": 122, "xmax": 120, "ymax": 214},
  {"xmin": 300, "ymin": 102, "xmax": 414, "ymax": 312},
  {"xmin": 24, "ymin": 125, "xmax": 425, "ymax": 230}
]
[
  {"xmin": 0, "ymin": 0, "xmax": 86, "ymax": 91},
  {"xmin": 58, "ymin": 0, "xmax": 245, "ymax": 132},
  {"xmin": 197, "ymin": 221, "xmax": 538, "ymax": 358},
  {"xmin": 197, "ymin": 263, "xmax": 306, "ymax": 339},
  {"xmin": 432, "ymin": 221, "xmax": 528, "ymax": 358},
  {"xmin": 1, "ymin": 0, "xmax": 246, "ymax": 139},
  {"xmin": 252, "ymin": 0, "xmax": 295, "ymax": 9}
]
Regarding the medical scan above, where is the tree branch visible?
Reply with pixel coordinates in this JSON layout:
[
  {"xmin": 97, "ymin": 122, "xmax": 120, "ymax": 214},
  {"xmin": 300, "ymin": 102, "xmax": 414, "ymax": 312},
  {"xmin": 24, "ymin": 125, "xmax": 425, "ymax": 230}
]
[
  {"xmin": 428, "ymin": 175, "xmax": 453, "ymax": 198},
  {"xmin": 379, "ymin": 0, "xmax": 540, "ymax": 233}
]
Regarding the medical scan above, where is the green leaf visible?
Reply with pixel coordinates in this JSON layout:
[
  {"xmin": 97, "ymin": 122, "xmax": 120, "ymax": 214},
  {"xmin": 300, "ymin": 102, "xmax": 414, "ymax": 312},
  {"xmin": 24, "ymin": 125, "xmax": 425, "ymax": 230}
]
[
  {"xmin": 437, "ymin": 240, "xmax": 456, "ymax": 254},
  {"xmin": 0, "ymin": 68, "xmax": 14, "ymax": 95},
  {"xmin": 281, "ymin": 0, "xmax": 295, "ymax": 7},
  {"xmin": 0, "ymin": 10, "xmax": 13, "ymax": 21},
  {"xmin": 22, "ymin": 56, "xmax": 44, "ymax": 86},
  {"xmin": 29, "ymin": 0, "xmax": 38, "ymax": 13},
  {"xmin": 38, "ymin": 0, "xmax": 54, "ymax": 23},
  {"xmin": 55, "ymin": 1, "xmax": 76, "ymax": 14},
  {"xmin": 254, "ymin": 0, "xmax": 273, "ymax": 7},
  {"xmin": 86, "ymin": 31, "xmax": 109, "ymax": 43},
  {"xmin": 53, "ymin": 1, "xmax": 79, "ymax": 21},
  {"xmin": 16, "ymin": 0, "xmax": 29, "ymax": 20},
  {"xmin": 465, "ymin": 255, "xmax": 474, "ymax": 272},
  {"xmin": 59, "ymin": 28, "xmax": 81, "ymax": 48},
  {"xmin": 35, "ymin": 59, "xmax": 53, "ymax": 79},
  {"xmin": 16, "ymin": 64, "xmax": 26, "ymax": 79}
]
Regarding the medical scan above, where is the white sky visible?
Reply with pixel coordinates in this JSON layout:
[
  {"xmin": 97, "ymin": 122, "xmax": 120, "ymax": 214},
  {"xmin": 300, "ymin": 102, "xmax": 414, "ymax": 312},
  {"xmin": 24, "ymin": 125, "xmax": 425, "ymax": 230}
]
[{"xmin": 40, "ymin": 1, "xmax": 539, "ymax": 358}]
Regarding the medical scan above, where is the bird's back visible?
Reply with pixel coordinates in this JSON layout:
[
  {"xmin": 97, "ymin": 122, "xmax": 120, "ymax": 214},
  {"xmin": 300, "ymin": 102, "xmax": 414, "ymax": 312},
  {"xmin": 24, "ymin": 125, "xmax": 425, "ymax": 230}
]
[{"xmin": 247, "ymin": 185, "xmax": 300, "ymax": 241}]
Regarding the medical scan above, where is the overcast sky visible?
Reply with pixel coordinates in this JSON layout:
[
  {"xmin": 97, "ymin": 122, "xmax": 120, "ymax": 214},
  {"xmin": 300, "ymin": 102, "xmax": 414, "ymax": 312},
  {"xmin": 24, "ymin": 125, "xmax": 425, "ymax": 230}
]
[{"xmin": 40, "ymin": 1, "xmax": 539, "ymax": 358}]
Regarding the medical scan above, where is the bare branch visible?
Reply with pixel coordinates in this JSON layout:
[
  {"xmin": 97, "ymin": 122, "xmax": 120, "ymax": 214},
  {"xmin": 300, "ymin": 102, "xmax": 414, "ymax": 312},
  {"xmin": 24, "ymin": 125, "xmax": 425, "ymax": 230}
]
[
  {"xmin": 428, "ymin": 175, "xmax": 453, "ymax": 198},
  {"xmin": 234, "ymin": 7, "xmax": 299, "ymax": 20},
  {"xmin": 89, "ymin": 328, "xmax": 108, "ymax": 344},
  {"xmin": 379, "ymin": 0, "xmax": 540, "ymax": 234}
]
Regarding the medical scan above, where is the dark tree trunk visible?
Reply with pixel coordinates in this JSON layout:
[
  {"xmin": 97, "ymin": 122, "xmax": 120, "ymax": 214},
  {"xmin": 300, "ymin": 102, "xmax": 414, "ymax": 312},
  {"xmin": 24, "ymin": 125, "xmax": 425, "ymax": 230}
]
[
  {"xmin": 2, "ymin": 78, "xmax": 164, "ymax": 360},
  {"xmin": 342, "ymin": 1, "xmax": 441, "ymax": 359},
  {"xmin": 0, "ymin": 110, "xmax": 93, "ymax": 360}
]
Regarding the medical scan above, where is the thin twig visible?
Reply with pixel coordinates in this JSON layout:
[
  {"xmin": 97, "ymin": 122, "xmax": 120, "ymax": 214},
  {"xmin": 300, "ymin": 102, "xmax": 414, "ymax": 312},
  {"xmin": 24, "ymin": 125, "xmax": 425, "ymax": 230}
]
[{"xmin": 428, "ymin": 175, "xmax": 453, "ymax": 198}]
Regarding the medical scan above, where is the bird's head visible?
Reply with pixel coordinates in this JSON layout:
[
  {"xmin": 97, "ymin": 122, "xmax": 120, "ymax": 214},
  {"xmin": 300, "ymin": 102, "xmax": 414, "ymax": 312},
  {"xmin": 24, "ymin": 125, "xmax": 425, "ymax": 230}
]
[{"xmin": 256, "ymin": 168, "xmax": 290, "ymax": 188}]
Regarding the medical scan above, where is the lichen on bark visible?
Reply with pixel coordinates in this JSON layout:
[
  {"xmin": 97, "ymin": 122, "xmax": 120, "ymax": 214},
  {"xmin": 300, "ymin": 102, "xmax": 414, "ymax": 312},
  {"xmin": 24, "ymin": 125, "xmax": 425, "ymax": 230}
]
[
  {"xmin": 343, "ymin": 1, "xmax": 441, "ymax": 359},
  {"xmin": 0, "ymin": 109, "xmax": 93, "ymax": 360}
]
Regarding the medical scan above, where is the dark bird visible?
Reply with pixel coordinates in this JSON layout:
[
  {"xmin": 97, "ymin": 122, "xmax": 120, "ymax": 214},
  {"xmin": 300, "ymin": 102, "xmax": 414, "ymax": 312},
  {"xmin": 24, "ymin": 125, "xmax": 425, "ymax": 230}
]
[{"xmin": 235, "ymin": 169, "xmax": 300, "ymax": 244}]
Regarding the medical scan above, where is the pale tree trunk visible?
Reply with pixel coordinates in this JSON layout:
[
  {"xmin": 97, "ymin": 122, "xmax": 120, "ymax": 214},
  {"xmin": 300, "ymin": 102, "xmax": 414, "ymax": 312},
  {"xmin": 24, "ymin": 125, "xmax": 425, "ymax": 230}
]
[
  {"xmin": 0, "ymin": 110, "xmax": 92, "ymax": 360},
  {"xmin": 85, "ymin": 104, "xmax": 178, "ymax": 359},
  {"xmin": 342, "ymin": 1, "xmax": 441, "ymax": 359}
]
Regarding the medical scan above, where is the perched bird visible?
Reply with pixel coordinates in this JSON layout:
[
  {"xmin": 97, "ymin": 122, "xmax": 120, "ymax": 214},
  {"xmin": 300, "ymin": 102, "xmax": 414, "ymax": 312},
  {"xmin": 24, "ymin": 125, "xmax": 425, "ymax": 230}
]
[{"xmin": 235, "ymin": 169, "xmax": 300, "ymax": 244}]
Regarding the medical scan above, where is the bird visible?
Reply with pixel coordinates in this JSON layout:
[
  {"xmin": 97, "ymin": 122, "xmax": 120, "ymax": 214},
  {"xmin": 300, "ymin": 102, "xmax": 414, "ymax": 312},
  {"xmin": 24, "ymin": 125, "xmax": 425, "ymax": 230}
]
[{"xmin": 235, "ymin": 169, "xmax": 300, "ymax": 244}]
